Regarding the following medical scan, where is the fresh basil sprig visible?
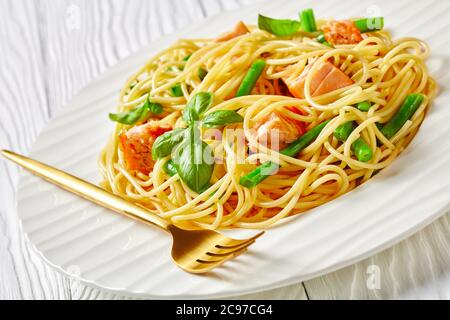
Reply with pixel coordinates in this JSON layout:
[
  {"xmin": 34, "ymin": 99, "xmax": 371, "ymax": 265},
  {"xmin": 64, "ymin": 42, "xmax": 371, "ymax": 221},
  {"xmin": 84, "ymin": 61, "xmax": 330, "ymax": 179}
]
[
  {"xmin": 201, "ymin": 110, "xmax": 243, "ymax": 128},
  {"xmin": 173, "ymin": 126, "xmax": 215, "ymax": 193},
  {"xmin": 109, "ymin": 104, "xmax": 150, "ymax": 125},
  {"xmin": 182, "ymin": 92, "xmax": 214, "ymax": 124},
  {"xmin": 152, "ymin": 92, "xmax": 222, "ymax": 193},
  {"xmin": 258, "ymin": 14, "xmax": 302, "ymax": 36},
  {"xmin": 152, "ymin": 128, "xmax": 187, "ymax": 160},
  {"xmin": 109, "ymin": 95, "xmax": 163, "ymax": 125}
]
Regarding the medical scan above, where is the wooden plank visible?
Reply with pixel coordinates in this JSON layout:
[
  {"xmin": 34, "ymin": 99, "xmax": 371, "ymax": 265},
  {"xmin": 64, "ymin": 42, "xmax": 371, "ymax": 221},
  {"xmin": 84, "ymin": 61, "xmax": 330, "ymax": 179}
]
[
  {"xmin": 0, "ymin": 0, "xmax": 72, "ymax": 300},
  {"xmin": 304, "ymin": 214, "xmax": 450, "ymax": 299}
]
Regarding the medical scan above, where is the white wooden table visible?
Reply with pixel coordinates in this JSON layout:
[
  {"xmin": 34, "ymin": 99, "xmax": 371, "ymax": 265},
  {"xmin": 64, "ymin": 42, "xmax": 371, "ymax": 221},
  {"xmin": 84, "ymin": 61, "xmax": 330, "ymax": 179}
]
[{"xmin": 0, "ymin": 0, "xmax": 449, "ymax": 300}]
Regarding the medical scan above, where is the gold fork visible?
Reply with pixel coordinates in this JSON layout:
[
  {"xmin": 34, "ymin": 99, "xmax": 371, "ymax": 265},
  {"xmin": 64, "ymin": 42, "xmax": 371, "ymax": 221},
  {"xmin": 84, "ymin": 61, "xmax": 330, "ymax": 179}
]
[{"xmin": 2, "ymin": 150, "xmax": 264, "ymax": 274}]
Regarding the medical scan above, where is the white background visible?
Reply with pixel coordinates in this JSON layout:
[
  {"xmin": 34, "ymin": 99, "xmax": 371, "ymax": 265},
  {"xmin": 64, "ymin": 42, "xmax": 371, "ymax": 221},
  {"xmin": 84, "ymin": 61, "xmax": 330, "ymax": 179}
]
[{"xmin": 0, "ymin": 0, "xmax": 449, "ymax": 299}]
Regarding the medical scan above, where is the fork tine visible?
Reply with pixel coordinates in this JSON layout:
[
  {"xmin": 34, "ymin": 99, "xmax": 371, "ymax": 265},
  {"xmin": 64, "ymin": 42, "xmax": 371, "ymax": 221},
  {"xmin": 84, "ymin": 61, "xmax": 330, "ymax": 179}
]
[
  {"xmin": 207, "ymin": 240, "xmax": 255, "ymax": 257},
  {"xmin": 192, "ymin": 258, "xmax": 231, "ymax": 273},
  {"xmin": 215, "ymin": 231, "xmax": 264, "ymax": 249},
  {"xmin": 187, "ymin": 232, "xmax": 262, "ymax": 273},
  {"xmin": 195, "ymin": 247, "xmax": 248, "ymax": 272}
]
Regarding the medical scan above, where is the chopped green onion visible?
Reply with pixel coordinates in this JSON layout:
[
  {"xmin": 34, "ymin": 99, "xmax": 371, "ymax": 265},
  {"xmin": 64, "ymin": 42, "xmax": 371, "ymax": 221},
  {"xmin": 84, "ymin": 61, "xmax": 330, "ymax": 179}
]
[
  {"xmin": 182, "ymin": 54, "xmax": 192, "ymax": 61},
  {"xmin": 170, "ymin": 84, "xmax": 183, "ymax": 97},
  {"xmin": 356, "ymin": 101, "xmax": 372, "ymax": 112},
  {"xmin": 354, "ymin": 17, "xmax": 384, "ymax": 33},
  {"xmin": 236, "ymin": 59, "xmax": 266, "ymax": 97},
  {"xmin": 299, "ymin": 8, "xmax": 317, "ymax": 32}
]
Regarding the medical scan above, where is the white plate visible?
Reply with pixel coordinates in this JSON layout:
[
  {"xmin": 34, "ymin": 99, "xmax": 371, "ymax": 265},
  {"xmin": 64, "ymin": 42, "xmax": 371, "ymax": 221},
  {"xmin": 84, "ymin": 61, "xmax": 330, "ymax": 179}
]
[{"xmin": 17, "ymin": 0, "xmax": 450, "ymax": 299}]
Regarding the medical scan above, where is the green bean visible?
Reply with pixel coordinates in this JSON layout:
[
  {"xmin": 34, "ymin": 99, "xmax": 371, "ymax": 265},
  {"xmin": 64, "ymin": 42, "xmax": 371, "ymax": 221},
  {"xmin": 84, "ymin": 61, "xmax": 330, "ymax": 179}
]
[
  {"xmin": 356, "ymin": 101, "xmax": 372, "ymax": 112},
  {"xmin": 334, "ymin": 121, "xmax": 357, "ymax": 141},
  {"xmin": 239, "ymin": 120, "xmax": 330, "ymax": 188},
  {"xmin": 316, "ymin": 33, "xmax": 333, "ymax": 47},
  {"xmin": 239, "ymin": 161, "xmax": 280, "ymax": 189},
  {"xmin": 351, "ymin": 138, "xmax": 373, "ymax": 162},
  {"xmin": 299, "ymin": 8, "xmax": 317, "ymax": 32},
  {"xmin": 354, "ymin": 17, "xmax": 384, "ymax": 33},
  {"xmin": 280, "ymin": 120, "xmax": 331, "ymax": 157},
  {"xmin": 380, "ymin": 93, "xmax": 424, "ymax": 140},
  {"xmin": 334, "ymin": 121, "xmax": 373, "ymax": 162},
  {"xmin": 170, "ymin": 83, "xmax": 183, "ymax": 97},
  {"xmin": 316, "ymin": 33, "xmax": 326, "ymax": 43},
  {"xmin": 236, "ymin": 59, "xmax": 266, "ymax": 97}
]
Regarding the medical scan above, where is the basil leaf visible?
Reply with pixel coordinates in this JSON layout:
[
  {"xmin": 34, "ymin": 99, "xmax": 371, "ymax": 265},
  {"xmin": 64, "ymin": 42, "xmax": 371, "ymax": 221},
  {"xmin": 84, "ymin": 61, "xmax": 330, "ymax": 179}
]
[
  {"xmin": 182, "ymin": 92, "xmax": 214, "ymax": 124},
  {"xmin": 163, "ymin": 159, "xmax": 177, "ymax": 176},
  {"xmin": 109, "ymin": 95, "xmax": 163, "ymax": 124},
  {"xmin": 173, "ymin": 126, "xmax": 214, "ymax": 193},
  {"xmin": 148, "ymin": 101, "xmax": 163, "ymax": 114},
  {"xmin": 258, "ymin": 14, "xmax": 302, "ymax": 36},
  {"xmin": 201, "ymin": 110, "xmax": 243, "ymax": 128},
  {"xmin": 109, "ymin": 104, "xmax": 149, "ymax": 125},
  {"xmin": 198, "ymin": 182, "xmax": 212, "ymax": 194},
  {"xmin": 151, "ymin": 128, "xmax": 186, "ymax": 160},
  {"xmin": 143, "ymin": 95, "xmax": 164, "ymax": 115}
]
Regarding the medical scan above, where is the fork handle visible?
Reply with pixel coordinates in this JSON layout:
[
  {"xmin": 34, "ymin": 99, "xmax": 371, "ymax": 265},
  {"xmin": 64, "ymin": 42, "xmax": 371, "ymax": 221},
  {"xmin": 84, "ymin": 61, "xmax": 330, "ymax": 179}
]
[{"xmin": 2, "ymin": 150, "xmax": 170, "ymax": 231}]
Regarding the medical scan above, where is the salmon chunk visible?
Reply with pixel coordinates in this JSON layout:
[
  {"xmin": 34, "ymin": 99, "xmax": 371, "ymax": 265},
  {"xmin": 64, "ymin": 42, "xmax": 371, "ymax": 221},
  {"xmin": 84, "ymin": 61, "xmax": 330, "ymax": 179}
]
[
  {"xmin": 253, "ymin": 107, "xmax": 305, "ymax": 151},
  {"xmin": 313, "ymin": 66, "xmax": 354, "ymax": 96},
  {"xmin": 284, "ymin": 61, "xmax": 354, "ymax": 99},
  {"xmin": 322, "ymin": 20, "xmax": 363, "ymax": 45},
  {"xmin": 119, "ymin": 123, "xmax": 171, "ymax": 175},
  {"xmin": 215, "ymin": 21, "xmax": 250, "ymax": 42}
]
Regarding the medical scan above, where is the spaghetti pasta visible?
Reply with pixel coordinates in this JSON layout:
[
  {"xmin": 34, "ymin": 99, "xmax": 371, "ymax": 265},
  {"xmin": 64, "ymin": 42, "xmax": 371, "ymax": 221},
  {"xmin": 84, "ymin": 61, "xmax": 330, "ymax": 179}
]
[{"xmin": 99, "ymin": 12, "xmax": 436, "ymax": 230}]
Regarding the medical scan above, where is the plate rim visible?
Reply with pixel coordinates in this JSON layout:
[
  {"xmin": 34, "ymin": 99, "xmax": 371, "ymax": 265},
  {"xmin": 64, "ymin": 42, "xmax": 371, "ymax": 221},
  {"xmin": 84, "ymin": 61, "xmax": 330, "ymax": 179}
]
[{"xmin": 18, "ymin": 200, "xmax": 448, "ymax": 299}]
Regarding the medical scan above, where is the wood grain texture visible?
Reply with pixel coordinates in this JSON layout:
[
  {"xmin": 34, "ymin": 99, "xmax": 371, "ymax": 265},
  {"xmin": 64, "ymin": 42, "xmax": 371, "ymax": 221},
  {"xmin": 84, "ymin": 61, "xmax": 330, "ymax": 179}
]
[
  {"xmin": 305, "ymin": 214, "xmax": 450, "ymax": 299},
  {"xmin": 0, "ymin": 0, "xmax": 448, "ymax": 300}
]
